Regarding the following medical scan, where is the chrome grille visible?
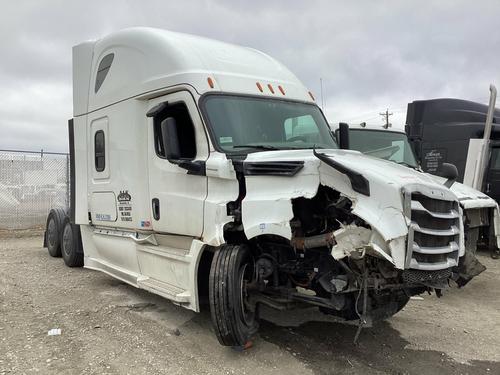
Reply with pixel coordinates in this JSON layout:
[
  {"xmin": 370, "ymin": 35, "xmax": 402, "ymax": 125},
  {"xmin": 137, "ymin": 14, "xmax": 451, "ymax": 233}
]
[{"xmin": 405, "ymin": 191, "xmax": 461, "ymax": 271}]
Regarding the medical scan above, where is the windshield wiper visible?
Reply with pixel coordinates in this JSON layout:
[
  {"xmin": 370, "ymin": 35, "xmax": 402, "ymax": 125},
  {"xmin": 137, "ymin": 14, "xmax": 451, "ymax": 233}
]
[{"xmin": 232, "ymin": 144, "xmax": 280, "ymax": 150}]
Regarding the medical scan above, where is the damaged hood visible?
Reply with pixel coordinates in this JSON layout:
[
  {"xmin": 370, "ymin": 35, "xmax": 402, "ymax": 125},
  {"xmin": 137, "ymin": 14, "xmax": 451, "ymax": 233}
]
[
  {"xmin": 317, "ymin": 149, "xmax": 447, "ymax": 190},
  {"xmin": 427, "ymin": 175, "xmax": 498, "ymax": 210},
  {"xmin": 242, "ymin": 148, "xmax": 461, "ymax": 269},
  {"xmin": 244, "ymin": 148, "xmax": 450, "ymax": 193}
]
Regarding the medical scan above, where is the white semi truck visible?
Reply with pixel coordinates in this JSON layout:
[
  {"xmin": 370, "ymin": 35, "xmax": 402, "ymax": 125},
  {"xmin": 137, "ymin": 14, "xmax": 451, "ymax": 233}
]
[{"xmin": 45, "ymin": 28, "xmax": 478, "ymax": 347}]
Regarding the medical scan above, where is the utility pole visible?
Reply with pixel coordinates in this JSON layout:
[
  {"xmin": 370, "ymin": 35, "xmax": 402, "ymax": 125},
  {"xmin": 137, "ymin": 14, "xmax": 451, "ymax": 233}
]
[{"xmin": 380, "ymin": 109, "xmax": 393, "ymax": 128}]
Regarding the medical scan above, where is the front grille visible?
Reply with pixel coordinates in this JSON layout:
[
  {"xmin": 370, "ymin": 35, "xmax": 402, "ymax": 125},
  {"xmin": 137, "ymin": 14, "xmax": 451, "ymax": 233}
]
[
  {"xmin": 404, "ymin": 190, "xmax": 461, "ymax": 271},
  {"xmin": 402, "ymin": 268, "xmax": 452, "ymax": 286},
  {"xmin": 412, "ymin": 193, "xmax": 454, "ymax": 213}
]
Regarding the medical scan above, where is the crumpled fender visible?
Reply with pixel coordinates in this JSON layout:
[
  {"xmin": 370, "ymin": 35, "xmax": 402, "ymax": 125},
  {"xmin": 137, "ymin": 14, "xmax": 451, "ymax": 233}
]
[{"xmin": 241, "ymin": 157, "xmax": 411, "ymax": 269}]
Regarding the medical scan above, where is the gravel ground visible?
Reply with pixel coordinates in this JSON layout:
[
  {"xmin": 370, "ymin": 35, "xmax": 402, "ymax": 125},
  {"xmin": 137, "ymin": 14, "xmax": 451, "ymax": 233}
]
[{"xmin": 1, "ymin": 233, "xmax": 500, "ymax": 375}]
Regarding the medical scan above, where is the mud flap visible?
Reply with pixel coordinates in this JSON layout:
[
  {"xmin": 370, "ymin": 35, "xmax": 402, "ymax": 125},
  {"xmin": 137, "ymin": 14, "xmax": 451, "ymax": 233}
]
[{"xmin": 454, "ymin": 250, "xmax": 486, "ymax": 287}]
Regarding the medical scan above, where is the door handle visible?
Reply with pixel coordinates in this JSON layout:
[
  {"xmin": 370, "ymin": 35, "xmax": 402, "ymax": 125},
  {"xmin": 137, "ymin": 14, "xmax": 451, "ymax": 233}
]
[{"xmin": 152, "ymin": 198, "xmax": 160, "ymax": 220}]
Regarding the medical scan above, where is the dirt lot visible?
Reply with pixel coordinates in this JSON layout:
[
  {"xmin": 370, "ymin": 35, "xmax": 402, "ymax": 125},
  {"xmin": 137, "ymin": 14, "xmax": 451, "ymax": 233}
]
[{"xmin": 1, "ymin": 233, "xmax": 500, "ymax": 375}]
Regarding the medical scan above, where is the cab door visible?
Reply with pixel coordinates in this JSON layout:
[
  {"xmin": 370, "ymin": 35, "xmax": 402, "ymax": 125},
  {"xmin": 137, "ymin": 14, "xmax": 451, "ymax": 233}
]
[
  {"xmin": 146, "ymin": 91, "xmax": 209, "ymax": 236},
  {"xmin": 485, "ymin": 146, "xmax": 500, "ymax": 203}
]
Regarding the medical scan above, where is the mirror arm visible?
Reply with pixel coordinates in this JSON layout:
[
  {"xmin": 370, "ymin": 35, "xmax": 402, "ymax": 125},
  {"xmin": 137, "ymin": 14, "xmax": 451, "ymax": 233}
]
[
  {"xmin": 171, "ymin": 159, "xmax": 206, "ymax": 176},
  {"xmin": 444, "ymin": 178, "xmax": 455, "ymax": 189},
  {"xmin": 440, "ymin": 162, "xmax": 458, "ymax": 188}
]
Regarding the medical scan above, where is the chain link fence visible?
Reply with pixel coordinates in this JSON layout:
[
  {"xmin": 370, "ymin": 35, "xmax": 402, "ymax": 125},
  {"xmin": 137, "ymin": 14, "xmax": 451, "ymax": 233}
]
[{"xmin": 0, "ymin": 150, "xmax": 69, "ymax": 230}]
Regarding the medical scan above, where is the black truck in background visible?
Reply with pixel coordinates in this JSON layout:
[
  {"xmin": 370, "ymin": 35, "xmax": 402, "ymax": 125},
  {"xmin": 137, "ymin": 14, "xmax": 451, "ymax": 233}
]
[{"xmin": 406, "ymin": 97, "xmax": 500, "ymax": 203}]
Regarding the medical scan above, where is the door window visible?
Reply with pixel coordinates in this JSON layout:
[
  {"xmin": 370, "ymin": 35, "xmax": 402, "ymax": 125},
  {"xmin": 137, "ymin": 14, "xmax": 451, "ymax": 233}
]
[{"xmin": 153, "ymin": 102, "xmax": 197, "ymax": 160}]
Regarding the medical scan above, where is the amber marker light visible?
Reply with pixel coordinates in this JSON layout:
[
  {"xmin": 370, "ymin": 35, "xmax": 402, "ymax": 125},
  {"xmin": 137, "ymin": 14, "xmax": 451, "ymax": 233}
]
[
  {"xmin": 256, "ymin": 82, "xmax": 263, "ymax": 92},
  {"xmin": 207, "ymin": 77, "xmax": 214, "ymax": 88},
  {"xmin": 308, "ymin": 91, "xmax": 315, "ymax": 101},
  {"xmin": 267, "ymin": 84, "xmax": 275, "ymax": 94},
  {"xmin": 278, "ymin": 85, "xmax": 285, "ymax": 95}
]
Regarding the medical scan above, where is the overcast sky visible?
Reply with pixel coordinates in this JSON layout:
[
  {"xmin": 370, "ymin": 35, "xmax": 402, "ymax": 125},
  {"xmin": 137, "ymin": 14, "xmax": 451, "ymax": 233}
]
[{"xmin": 1, "ymin": 0, "xmax": 499, "ymax": 152}]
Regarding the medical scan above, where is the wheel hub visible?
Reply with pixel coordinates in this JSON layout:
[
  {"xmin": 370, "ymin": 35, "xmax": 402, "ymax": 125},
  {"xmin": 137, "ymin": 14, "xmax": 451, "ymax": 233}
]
[
  {"xmin": 63, "ymin": 226, "xmax": 73, "ymax": 256},
  {"xmin": 47, "ymin": 219, "xmax": 57, "ymax": 247}
]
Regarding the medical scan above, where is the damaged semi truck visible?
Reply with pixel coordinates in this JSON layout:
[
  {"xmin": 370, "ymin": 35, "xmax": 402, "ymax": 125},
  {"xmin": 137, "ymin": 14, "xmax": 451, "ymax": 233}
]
[
  {"xmin": 45, "ymin": 28, "xmax": 477, "ymax": 347},
  {"xmin": 333, "ymin": 122, "xmax": 497, "ymax": 274}
]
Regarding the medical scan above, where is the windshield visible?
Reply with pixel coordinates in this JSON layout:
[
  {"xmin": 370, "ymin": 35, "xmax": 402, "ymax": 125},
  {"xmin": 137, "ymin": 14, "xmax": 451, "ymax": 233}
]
[
  {"xmin": 349, "ymin": 129, "xmax": 419, "ymax": 168},
  {"xmin": 202, "ymin": 95, "xmax": 338, "ymax": 152}
]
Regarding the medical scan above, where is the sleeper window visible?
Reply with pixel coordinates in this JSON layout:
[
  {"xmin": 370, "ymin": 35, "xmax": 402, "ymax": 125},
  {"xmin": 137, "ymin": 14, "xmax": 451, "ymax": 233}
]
[{"xmin": 94, "ymin": 130, "xmax": 106, "ymax": 172}]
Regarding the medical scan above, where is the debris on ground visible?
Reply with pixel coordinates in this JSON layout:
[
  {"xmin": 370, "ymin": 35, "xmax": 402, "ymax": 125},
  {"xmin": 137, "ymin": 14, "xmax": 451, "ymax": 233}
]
[{"xmin": 47, "ymin": 328, "xmax": 61, "ymax": 336}]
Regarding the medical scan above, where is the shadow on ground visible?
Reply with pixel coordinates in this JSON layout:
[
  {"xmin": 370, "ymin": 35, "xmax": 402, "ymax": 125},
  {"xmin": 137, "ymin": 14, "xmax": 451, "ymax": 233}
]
[
  {"xmin": 102, "ymin": 276, "xmax": 500, "ymax": 375},
  {"xmin": 256, "ymin": 314, "xmax": 500, "ymax": 375}
]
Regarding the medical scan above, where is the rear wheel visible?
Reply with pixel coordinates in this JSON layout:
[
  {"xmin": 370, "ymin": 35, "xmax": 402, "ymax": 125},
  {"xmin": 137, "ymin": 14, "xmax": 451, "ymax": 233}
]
[
  {"xmin": 61, "ymin": 218, "xmax": 84, "ymax": 267},
  {"xmin": 45, "ymin": 208, "xmax": 66, "ymax": 257},
  {"xmin": 209, "ymin": 244, "xmax": 259, "ymax": 347}
]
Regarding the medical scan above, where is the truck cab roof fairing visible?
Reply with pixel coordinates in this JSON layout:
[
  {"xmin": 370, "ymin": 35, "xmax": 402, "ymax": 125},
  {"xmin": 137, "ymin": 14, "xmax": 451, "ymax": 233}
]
[{"xmin": 73, "ymin": 27, "xmax": 314, "ymax": 116}]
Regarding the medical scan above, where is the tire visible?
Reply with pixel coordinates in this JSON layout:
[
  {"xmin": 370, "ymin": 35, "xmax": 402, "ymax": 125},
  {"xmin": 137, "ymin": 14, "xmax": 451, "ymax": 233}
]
[
  {"xmin": 61, "ymin": 217, "xmax": 84, "ymax": 267},
  {"xmin": 45, "ymin": 208, "xmax": 67, "ymax": 257},
  {"xmin": 209, "ymin": 244, "xmax": 259, "ymax": 347}
]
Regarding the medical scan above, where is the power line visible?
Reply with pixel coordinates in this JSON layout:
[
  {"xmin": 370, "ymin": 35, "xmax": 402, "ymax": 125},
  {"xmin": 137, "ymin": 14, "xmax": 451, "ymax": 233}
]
[{"xmin": 339, "ymin": 107, "xmax": 406, "ymax": 123}]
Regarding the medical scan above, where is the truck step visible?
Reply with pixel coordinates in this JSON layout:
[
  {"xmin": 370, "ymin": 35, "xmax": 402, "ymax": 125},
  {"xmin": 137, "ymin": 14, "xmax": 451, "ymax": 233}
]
[{"xmin": 137, "ymin": 277, "xmax": 191, "ymax": 303}]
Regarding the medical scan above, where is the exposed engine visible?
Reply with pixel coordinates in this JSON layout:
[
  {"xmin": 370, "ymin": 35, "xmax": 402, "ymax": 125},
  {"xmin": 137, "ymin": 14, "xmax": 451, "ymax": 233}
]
[{"xmin": 245, "ymin": 185, "xmax": 454, "ymax": 326}]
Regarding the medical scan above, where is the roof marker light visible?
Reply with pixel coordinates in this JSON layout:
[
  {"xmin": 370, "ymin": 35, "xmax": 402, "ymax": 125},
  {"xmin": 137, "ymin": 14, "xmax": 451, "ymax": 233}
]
[
  {"xmin": 267, "ymin": 84, "xmax": 275, "ymax": 94},
  {"xmin": 278, "ymin": 85, "xmax": 285, "ymax": 95},
  {"xmin": 207, "ymin": 77, "xmax": 214, "ymax": 89},
  {"xmin": 308, "ymin": 91, "xmax": 315, "ymax": 101},
  {"xmin": 256, "ymin": 82, "xmax": 263, "ymax": 92}
]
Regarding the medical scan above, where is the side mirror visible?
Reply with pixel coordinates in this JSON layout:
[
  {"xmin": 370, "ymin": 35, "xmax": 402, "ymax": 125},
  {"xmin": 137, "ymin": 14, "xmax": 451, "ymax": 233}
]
[
  {"xmin": 440, "ymin": 163, "xmax": 458, "ymax": 188},
  {"xmin": 338, "ymin": 122, "xmax": 350, "ymax": 149},
  {"xmin": 160, "ymin": 117, "xmax": 181, "ymax": 160}
]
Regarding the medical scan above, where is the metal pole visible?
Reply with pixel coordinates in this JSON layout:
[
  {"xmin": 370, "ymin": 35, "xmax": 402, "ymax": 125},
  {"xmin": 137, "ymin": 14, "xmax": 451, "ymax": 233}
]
[
  {"xmin": 484, "ymin": 84, "xmax": 497, "ymax": 142},
  {"xmin": 473, "ymin": 84, "xmax": 497, "ymax": 190}
]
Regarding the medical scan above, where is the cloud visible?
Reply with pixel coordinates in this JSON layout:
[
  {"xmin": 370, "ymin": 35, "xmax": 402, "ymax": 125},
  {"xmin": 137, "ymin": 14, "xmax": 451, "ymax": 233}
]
[{"xmin": 1, "ymin": 0, "xmax": 499, "ymax": 151}]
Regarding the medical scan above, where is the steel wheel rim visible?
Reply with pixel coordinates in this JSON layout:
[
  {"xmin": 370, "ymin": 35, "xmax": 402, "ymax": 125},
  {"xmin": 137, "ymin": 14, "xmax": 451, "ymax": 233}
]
[
  {"xmin": 47, "ymin": 219, "xmax": 57, "ymax": 247},
  {"xmin": 62, "ymin": 225, "xmax": 73, "ymax": 256},
  {"xmin": 239, "ymin": 262, "xmax": 254, "ymax": 326}
]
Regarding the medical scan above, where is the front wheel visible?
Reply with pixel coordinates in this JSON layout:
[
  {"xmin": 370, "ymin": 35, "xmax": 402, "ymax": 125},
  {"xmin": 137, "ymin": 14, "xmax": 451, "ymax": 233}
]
[{"xmin": 209, "ymin": 244, "xmax": 259, "ymax": 347}]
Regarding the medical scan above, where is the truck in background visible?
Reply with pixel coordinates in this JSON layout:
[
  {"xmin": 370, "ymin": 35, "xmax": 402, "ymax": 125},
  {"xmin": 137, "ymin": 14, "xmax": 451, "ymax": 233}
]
[
  {"xmin": 45, "ymin": 28, "xmax": 479, "ymax": 347},
  {"xmin": 333, "ymin": 122, "xmax": 500, "ymax": 261},
  {"xmin": 406, "ymin": 86, "xmax": 500, "ymax": 203}
]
